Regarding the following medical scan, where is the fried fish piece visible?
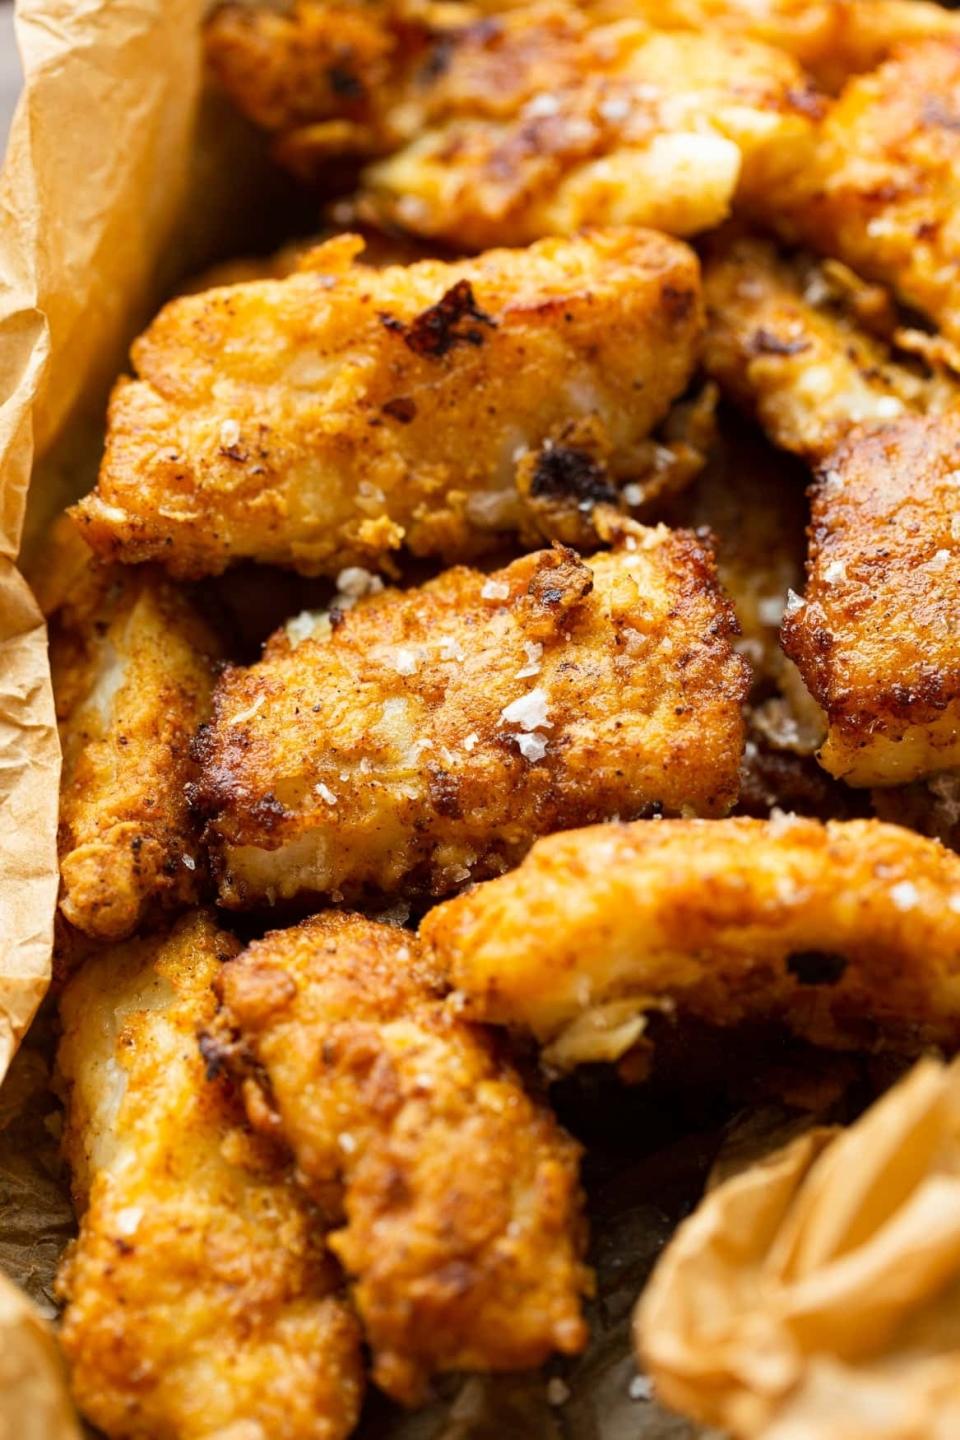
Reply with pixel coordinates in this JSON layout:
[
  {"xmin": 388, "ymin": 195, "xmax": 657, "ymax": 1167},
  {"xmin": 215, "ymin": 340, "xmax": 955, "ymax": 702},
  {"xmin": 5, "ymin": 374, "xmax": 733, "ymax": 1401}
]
[
  {"xmin": 205, "ymin": 910, "xmax": 590, "ymax": 1404},
  {"xmin": 766, "ymin": 38, "xmax": 960, "ymax": 344},
  {"xmin": 703, "ymin": 233, "xmax": 956, "ymax": 460},
  {"xmin": 195, "ymin": 528, "xmax": 748, "ymax": 909},
  {"xmin": 782, "ymin": 413, "xmax": 960, "ymax": 787},
  {"xmin": 205, "ymin": 0, "xmax": 957, "ymax": 159},
  {"xmin": 579, "ymin": 0, "xmax": 960, "ymax": 89},
  {"xmin": 55, "ymin": 912, "xmax": 364, "ymax": 1440},
  {"xmin": 211, "ymin": 2, "xmax": 825, "ymax": 243},
  {"xmin": 421, "ymin": 815, "xmax": 960, "ymax": 1069},
  {"xmin": 71, "ymin": 229, "xmax": 702, "ymax": 578},
  {"xmin": 43, "ymin": 518, "xmax": 218, "ymax": 942},
  {"xmin": 359, "ymin": 15, "xmax": 824, "ymax": 248}
]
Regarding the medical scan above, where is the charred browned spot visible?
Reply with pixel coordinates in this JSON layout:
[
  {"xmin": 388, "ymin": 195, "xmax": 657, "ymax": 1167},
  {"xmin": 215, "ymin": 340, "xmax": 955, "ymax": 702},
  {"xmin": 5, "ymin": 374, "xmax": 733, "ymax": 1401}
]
[
  {"xmin": 327, "ymin": 64, "xmax": 364, "ymax": 100},
  {"xmin": 249, "ymin": 792, "xmax": 290, "ymax": 831},
  {"xmin": 198, "ymin": 1029, "xmax": 232, "ymax": 1081},
  {"xmin": 529, "ymin": 443, "xmax": 619, "ymax": 506},
  {"xmin": 787, "ymin": 950, "xmax": 848, "ymax": 986},
  {"xmin": 525, "ymin": 546, "xmax": 594, "ymax": 627},
  {"xmin": 379, "ymin": 280, "xmax": 497, "ymax": 358},
  {"xmin": 661, "ymin": 284, "xmax": 696, "ymax": 324},
  {"xmin": 748, "ymin": 328, "xmax": 812, "ymax": 358},
  {"xmin": 381, "ymin": 396, "xmax": 417, "ymax": 423},
  {"xmin": 428, "ymin": 766, "xmax": 462, "ymax": 819}
]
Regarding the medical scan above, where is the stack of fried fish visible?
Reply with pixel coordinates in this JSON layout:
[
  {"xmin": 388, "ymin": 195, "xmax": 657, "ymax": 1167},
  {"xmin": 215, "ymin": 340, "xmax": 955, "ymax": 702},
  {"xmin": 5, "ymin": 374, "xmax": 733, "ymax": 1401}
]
[{"xmin": 42, "ymin": 2, "xmax": 960, "ymax": 1435}]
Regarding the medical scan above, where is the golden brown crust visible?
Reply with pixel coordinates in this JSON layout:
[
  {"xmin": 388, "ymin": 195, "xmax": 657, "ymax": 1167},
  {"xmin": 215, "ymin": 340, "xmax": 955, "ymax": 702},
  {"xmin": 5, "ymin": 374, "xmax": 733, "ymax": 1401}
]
[
  {"xmin": 56, "ymin": 913, "xmax": 364, "ymax": 1440},
  {"xmin": 703, "ymin": 232, "xmax": 954, "ymax": 460},
  {"xmin": 71, "ymin": 229, "xmax": 702, "ymax": 578},
  {"xmin": 584, "ymin": 0, "xmax": 960, "ymax": 90},
  {"xmin": 765, "ymin": 38, "xmax": 960, "ymax": 343},
  {"xmin": 421, "ymin": 815, "xmax": 960, "ymax": 1065},
  {"xmin": 782, "ymin": 413, "xmax": 960, "ymax": 787},
  {"xmin": 358, "ymin": 14, "xmax": 823, "ymax": 247},
  {"xmin": 206, "ymin": 911, "xmax": 591, "ymax": 1403},
  {"xmin": 45, "ymin": 518, "xmax": 218, "ymax": 941},
  {"xmin": 194, "ymin": 530, "xmax": 748, "ymax": 908},
  {"xmin": 206, "ymin": 0, "xmax": 959, "ymax": 146}
]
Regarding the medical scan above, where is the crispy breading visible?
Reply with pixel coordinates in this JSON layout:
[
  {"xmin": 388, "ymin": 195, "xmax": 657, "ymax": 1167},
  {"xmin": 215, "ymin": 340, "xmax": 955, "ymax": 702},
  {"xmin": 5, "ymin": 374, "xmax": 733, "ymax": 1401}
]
[
  {"xmin": 421, "ymin": 816, "xmax": 960, "ymax": 1069},
  {"xmin": 205, "ymin": 911, "xmax": 591, "ymax": 1404},
  {"xmin": 210, "ymin": 3, "xmax": 825, "ymax": 243},
  {"xmin": 765, "ymin": 39, "xmax": 960, "ymax": 344},
  {"xmin": 703, "ymin": 233, "xmax": 956, "ymax": 460},
  {"xmin": 43, "ymin": 518, "xmax": 218, "ymax": 942},
  {"xmin": 55, "ymin": 912, "xmax": 364, "ymax": 1440},
  {"xmin": 782, "ymin": 413, "xmax": 960, "ymax": 787},
  {"xmin": 579, "ymin": 0, "xmax": 960, "ymax": 89},
  {"xmin": 71, "ymin": 229, "xmax": 702, "ymax": 578},
  {"xmin": 205, "ymin": 0, "xmax": 417, "ymax": 152},
  {"xmin": 195, "ymin": 529, "xmax": 748, "ymax": 909},
  {"xmin": 205, "ymin": 0, "xmax": 960, "ymax": 170},
  {"xmin": 359, "ymin": 15, "xmax": 824, "ymax": 248}
]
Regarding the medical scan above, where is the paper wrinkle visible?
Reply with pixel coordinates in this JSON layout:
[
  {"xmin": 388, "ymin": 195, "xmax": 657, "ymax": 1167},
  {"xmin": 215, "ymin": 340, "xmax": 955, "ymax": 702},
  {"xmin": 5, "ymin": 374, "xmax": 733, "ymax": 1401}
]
[
  {"xmin": 637, "ymin": 1057, "xmax": 960, "ymax": 1439},
  {"xmin": 0, "ymin": 0, "xmax": 211, "ymax": 1412}
]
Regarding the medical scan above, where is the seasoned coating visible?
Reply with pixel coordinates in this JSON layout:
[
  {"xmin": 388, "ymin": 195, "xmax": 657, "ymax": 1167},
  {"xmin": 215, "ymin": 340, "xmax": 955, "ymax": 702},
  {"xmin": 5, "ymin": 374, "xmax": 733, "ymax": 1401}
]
[
  {"xmin": 195, "ymin": 528, "xmax": 749, "ymax": 909},
  {"xmin": 703, "ymin": 233, "xmax": 956, "ymax": 460},
  {"xmin": 766, "ymin": 39, "xmax": 960, "ymax": 344},
  {"xmin": 421, "ymin": 816, "xmax": 960, "ymax": 1069},
  {"xmin": 44, "ymin": 518, "xmax": 217, "ymax": 942},
  {"xmin": 580, "ymin": 0, "xmax": 960, "ymax": 90},
  {"xmin": 55, "ymin": 913, "xmax": 364, "ymax": 1440},
  {"xmin": 359, "ymin": 15, "xmax": 824, "ymax": 248},
  {"xmin": 782, "ymin": 413, "xmax": 960, "ymax": 787},
  {"xmin": 205, "ymin": 0, "xmax": 418, "ymax": 153},
  {"xmin": 205, "ymin": 911, "xmax": 590, "ymax": 1403},
  {"xmin": 209, "ymin": 3, "xmax": 825, "ymax": 245},
  {"xmin": 71, "ymin": 229, "xmax": 703, "ymax": 578},
  {"xmin": 206, "ymin": 0, "xmax": 959, "ymax": 156}
]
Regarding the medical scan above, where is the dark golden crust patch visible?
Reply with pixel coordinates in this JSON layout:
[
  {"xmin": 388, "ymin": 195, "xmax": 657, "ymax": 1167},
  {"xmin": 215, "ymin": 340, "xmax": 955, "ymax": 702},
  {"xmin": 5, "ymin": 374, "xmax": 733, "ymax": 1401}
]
[
  {"xmin": 782, "ymin": 413, "xmax": 960, "ymax": 786},
  {"xmin": 207, "ymin": 911, "xmax": 591, "ymax": 1403}
]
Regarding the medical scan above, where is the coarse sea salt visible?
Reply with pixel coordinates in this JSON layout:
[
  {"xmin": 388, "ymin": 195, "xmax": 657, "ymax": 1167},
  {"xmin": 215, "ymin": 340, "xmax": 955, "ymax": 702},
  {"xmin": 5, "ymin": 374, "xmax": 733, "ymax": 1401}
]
[
  {"xmin": 501, "ymin": 687, "xmax": 551, "ymax": 732},
  {"xmin": 890, "ymin": 880, "xmax": 919, "ymax": 911},
  {"xmin": 336, "ymin": 566, "xmax": 384, "ymax": 599},
  {"xmin": 516, "ymin": 733, "xmax": 548, "ymax": 762}
]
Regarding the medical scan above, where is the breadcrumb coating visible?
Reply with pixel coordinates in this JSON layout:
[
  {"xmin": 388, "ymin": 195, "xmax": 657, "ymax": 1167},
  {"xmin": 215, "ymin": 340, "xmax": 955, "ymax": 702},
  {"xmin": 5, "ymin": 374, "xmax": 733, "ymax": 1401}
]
[
  {"xmin": 71, "ymin": 229, "xmax": 702, "ymax": 578},
  {"xmin": 43, "ymin": 518, "xmax": 217, "ymax": 942},
  {"xmin": 209, "ymin": 2, "xmax": 824, "ymax": 245},
  {"xmin": 578, "ymin": 0, "xmax": 960, "ymax": 90},
  {"xmin": 195, "ymin": 528, "xmax": 748, "ymax": 909},
  {"xmin": 204, "ymin": 911, "xmax": 591, "ymax": 1403},
  {"xmin": 782, "ymin": 413, "xmax": 960, "ymax": 787},
  {"xmin": 765, "ymin": 38, "xmax": 960, "ymax": 344},
  {"xmin": 206, "ymin": 0, "xmax": 958, "ymax": 149},
  {"xmin": 703, "ymin": 232, "xmax": 955, "ymax": 460},
  {"xmin": 56, "ymin": 913, "xmax": 364, "ymax": 1440},
  {"xmin": 421, "ymin": 816, "xmax": 960, "ymax": 1068},
  {"xmin": 360, "ymin": 15, "xmax": 823, "ymax": 248}
]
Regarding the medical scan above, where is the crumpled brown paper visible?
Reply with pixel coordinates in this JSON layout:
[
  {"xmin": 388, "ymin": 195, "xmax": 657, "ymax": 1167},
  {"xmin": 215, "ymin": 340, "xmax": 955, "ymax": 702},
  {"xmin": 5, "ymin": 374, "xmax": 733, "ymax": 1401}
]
[
  {"xmin": 637, "ymin": 1056, "xmax": 960, "ymax": 1439},
  {"xmin": 0, "ymin": 0, "xmax": 212, "ymax": 1422},
  {"xmin": 0, "ymin": 0, "xmax": 213, "ymax": 1083}
]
